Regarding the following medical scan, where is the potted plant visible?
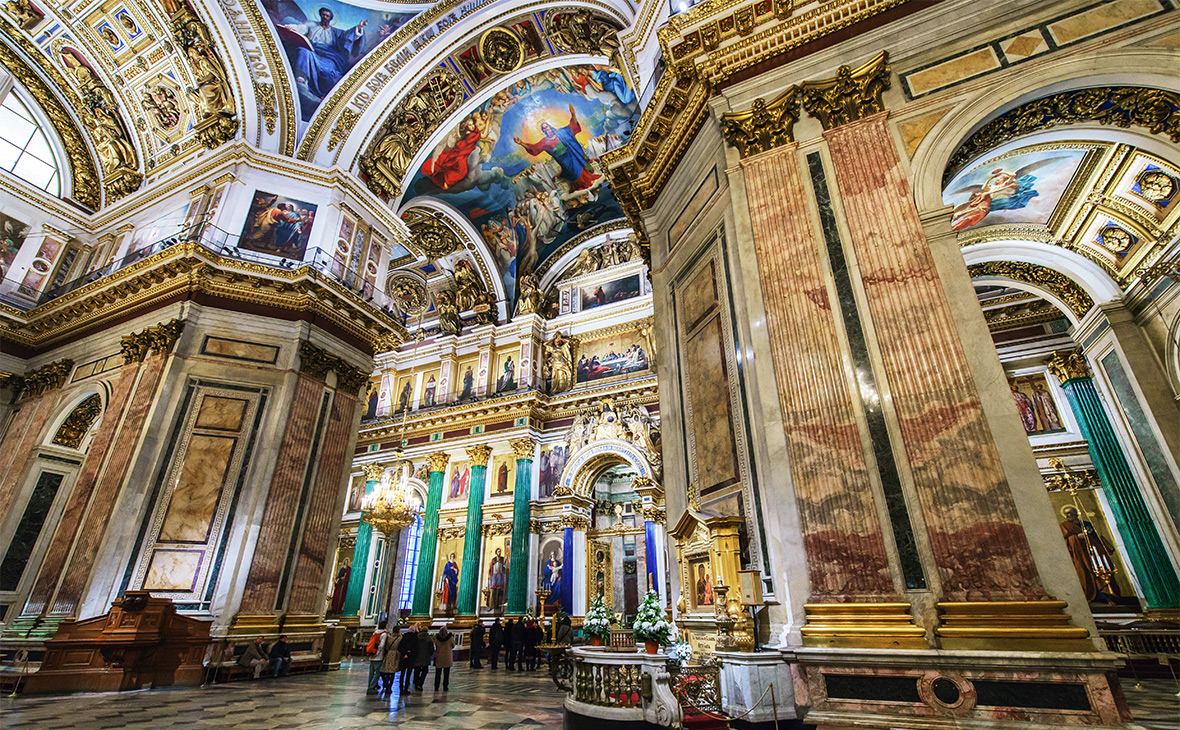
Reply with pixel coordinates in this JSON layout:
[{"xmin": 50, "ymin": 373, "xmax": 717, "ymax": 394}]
[
  {"xmin": 633, "ymin": 590, "xmax": 673, "ymax": 654},
  {"xmin": 584, "ymin": 595, "xmax": 612, "ymax": 647}
]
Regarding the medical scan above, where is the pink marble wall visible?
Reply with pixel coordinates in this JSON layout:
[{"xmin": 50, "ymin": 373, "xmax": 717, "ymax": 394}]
[
  {"xmin": 50, "ymin": 355, "xmax": 167, "ymax": 616},
  {"xmin": 824, "ymin": 114, "xmax": 1044, "ymax": 601},
  {"xmin": 238, "ymin": 374, "xmax": 326, "ymax": 614},
  {"xmin": 287, "ymin": 390, "xmax": 358, "ymax": 614},
  {"xmin": 0, "ymin": 390, "xmax": 61, "ymax": 519},
  {"xmin": 742, "ymin": 143, "xmax": 896, "ymax": 601}
]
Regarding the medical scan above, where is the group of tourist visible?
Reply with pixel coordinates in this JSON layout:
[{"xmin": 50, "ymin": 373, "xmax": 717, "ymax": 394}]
[
  {"xmin": 366, "ymin": 621, "xmax": 455, "ymax": 697},
  {"xmin": 470, "ymin": 616, "xmax": 573, "ymax": 671},
  {"xmin": 235, "ymin": 634, "xmax": 293, "ymax": 679}
]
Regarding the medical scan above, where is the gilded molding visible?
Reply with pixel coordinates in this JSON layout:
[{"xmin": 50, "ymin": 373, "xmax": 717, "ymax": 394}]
[
  {"xmin": 327, "ymin": 108, "xmax": 359, "ymax": 152},
  {"xmin": 967, "ymin": 261, "xmax": 1094, "ymax": 317},
  {"xmin": 402, "ymin": 208, "xmax": 462, "ymax": 260},
  {"xmin": 640, "ymin": 505, "xmax": 666, "ymax": 524},
  {"xmin": 481, "ymin": 521, "xmax": 513, "ymax": 537},
  {"xmin": 465, "ymin": 444, "xmax": 493, "ymax": 465},
  {"xmin": 800, "ymin": 51, "xmax": 890, "ymax": 130},
  {"xmin": 121, "ymin": 319, "xmax": 184, "ymax": 364},
  {"xmin": 1045, "ymin": 349, "xmax": 1090, "ymax": 384},
  {"xmin": 51, "ymin": 393, "xmax": 104, "ymax": 449},
  {"xmin": 255, "ymin": 82, "xmax": 277, "ymax": 135},
  {"xmin": 1, "ymin": 358, "xmax": 73, "ymax": 400},
  {"xmin": 946, "ymin": 86, "xmax": 1180, "ymax": 183},
  {"xmin": 426, "ymin": 451, "xmax": 451, "ymax": 473},
  {"xmin": 0, "ymin": 25, "xmax": 100, "ymax": 209},
  {"xmin": 558, "ymin": 514, "xmax": 590, "ymax": 531},
  {"xmin": 720, "ymin": 86, "xmax": 799, "ymax": 158},
  {"xmin": 362, "ymin": 463, "xmax": 386, "ymax": 482},
  {"xmin": 439, "ymin": 526, "xmax": 466, "ymax": 541},
  {"xmin": 509, "ymin": 436, "xmax": 537, "ymax": 460}
]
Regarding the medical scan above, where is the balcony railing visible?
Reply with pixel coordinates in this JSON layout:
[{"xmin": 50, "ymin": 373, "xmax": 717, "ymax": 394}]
[{"xmin": 565, "ymin": 647, "xmax": 681, "ymax": 727}]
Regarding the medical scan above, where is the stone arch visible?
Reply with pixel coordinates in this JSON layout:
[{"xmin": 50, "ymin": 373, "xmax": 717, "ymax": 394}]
[
  {"xmin": 1168, "ymin": 309, "xmax": 1180, "ymax": 396},
  {"xmin": 910, "ymin": 48, "xmax": 1180, "ymax": 215},
  {"xmin": 43, "ymin": 384, "xmax": 108, "ymax": 451},
  {"xmin": 558, "ymin": 439, "xmax": 653, "ymax": 497}
]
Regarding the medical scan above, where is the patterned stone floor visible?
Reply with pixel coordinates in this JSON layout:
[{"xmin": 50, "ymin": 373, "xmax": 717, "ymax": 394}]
[
  {"xmin": 1, "ymin": 661, "xmax": 1175, "ymax": 729},
  {"xmin": 1, "ymin": 659, "xmax": 566, "ymax": 729}
]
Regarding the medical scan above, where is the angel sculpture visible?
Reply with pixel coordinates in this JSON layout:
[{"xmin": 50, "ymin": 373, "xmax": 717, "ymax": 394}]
[{"xmin": 947, "ymin": 156, "xmax": 1069, "ymax": 231}]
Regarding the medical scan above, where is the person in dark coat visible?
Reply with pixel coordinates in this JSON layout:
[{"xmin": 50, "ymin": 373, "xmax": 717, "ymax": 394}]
[
  {"xmin": 504, "ymin": 618, "xmax": 518, "ymax": 671},
  {"xmin": 512, "ymin": 620, "xmax": 527, "ymax": 671},
  {"xmin": 237, "ymin": 636, "xmax": 269, "ymax": 679},
  {"xmin": 268, "ymin": 634, "xmax": 292, "ymax": 677},
  {"xmin": 489, "ymin": 618, "xmax": 504, "ymax": 669},
  {"xmin": 469, "ymin": 622, "xmax": 485, "ymax": 669},
  {"xmin": 413, "ymin": 623, "xmax": 433, "ymax": 690},
  {"xmin": 522, "ymin": 620, "xmax": 539, "ymax": 671},
  {"xmin": 397, "ymin": 623, "xmax": 419, "ymax": 693}
]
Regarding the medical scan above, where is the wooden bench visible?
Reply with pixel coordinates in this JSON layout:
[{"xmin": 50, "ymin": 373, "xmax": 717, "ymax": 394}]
[{"xmin": 212, "ymin": 657, "xmax": 323, "ymax": 683}]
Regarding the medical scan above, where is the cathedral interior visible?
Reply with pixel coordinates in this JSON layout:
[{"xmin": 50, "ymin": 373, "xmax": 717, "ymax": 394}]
[{"xmin": 0, "ymin": 0, "xmax": 1178, "ymax": 727}]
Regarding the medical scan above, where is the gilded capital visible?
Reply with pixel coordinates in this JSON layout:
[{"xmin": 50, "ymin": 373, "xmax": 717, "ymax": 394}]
[
  {"xmin": 362, "ymin": 463, "xmax": 386, "ymax": 482},
  {"xmin": 1045, "ymin": 350, "xmax": 1090, "ymax": 384},
  {"xmin": 426, "ymin": 452, "xmax": 451, "ymax": 473},
  {"xmin": 466, "ymin": 444, "xmax": 493, "ymax": 465},
  {"xmin": 720, "ymin": 86, "xmax": 799, "ymax": 158},
  {"xmin": 509, "ymin": 437, "xmax": 537, "ymax": 460},
  {"xmin": 4, "ymin": 358, "xmax": 75, "ymax": 402},
  {"xmin": 559, "ymin": 513, "xmax": 591, "ymax": 531},
  {"xmin": 801, "ymin": 51, "xmax": 890, "ymax": 130},
  {"xmin": 121, "ymin": 319, "xmax": 184, "ymax": 364}
]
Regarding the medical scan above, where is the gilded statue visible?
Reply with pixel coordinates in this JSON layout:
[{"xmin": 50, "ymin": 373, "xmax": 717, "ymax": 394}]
[
  {"xmin": 165, "ymin": 1, "xmax": 238, "ymax": 148},
  {"xmin": 453, "ymin": 260, "xmax": 486, "ymax": 312},
  {"xmin": 546, "ymin": 8, "xmax": 620, "ymax": 62},
  {"xmin": 565, "ymin": 245, "xmax": 603, "ymax": 278},
  {"xmin": 544, "ymin": 331, "xmax": 576, "ymax": 394},
  {"xmin": 515, "ymin": 272, "xmax": 543, "ymax": 317},
  {"xmin": 637, "ymin": 318, "xmax": 657, "ymax": 367},
  {"xmin": 475, "ymin": 289, "xmax": 499, "ymax": 325},
  {"xmin": 4, "ymin": 0, "xmax": 41, "ymax": 28},
  {"xmin": 62, "ymin": 52, "xmax": 138, "ymax": 176},
  {"xmin": 436, "ymin": 290, "xmax": 462, "ymax": 336}
]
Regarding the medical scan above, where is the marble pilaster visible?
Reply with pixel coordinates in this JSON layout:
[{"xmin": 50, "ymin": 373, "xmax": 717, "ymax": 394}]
[{"xmin": 506, "ymin": 437, "xmax": 535, "ymax": 614}]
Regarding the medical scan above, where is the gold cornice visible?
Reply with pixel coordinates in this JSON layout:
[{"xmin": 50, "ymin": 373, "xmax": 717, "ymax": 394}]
[
  {"xmin": 0, "ymin": 242, "xmax": 407, "ymax": 352},
  {"xmin": 801, "ymin": 51, "xmax": 890, "ymax": 130},
  {"xmin": 967, "ymin": 261, "xmax": 1094, "ymax": 318},
  {"xmin": 0, "ymin": 24, "xmax": 101, "ymax": 210}
]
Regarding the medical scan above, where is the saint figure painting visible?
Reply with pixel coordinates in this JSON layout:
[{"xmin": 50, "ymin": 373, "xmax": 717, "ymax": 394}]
[{"xmin": 239, "ymin": 191, "xmax": 316, "ymax": 258}]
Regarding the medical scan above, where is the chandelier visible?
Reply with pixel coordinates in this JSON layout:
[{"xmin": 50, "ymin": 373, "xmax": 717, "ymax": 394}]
[{"xmin": 362, "ymin": 458, "xmax": 418, "ymax": 535}]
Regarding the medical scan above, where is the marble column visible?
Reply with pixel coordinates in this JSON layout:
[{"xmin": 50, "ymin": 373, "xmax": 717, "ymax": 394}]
[
  {"xmin": 457, "ymin": 445, "xmax": 492, "ymax": 617},
  {"xmin": 1047, "ymin": 350, "xmax": 1180, "ymax": 610},
  {"xmin": 506, "ymin": 437, "xmax": 536, "ymax": 614},
  {"xmin": 411, "ymin": 452, "xmax": 450, "ymax": 617},
  {"xmin": 342, "ymin": 465, "xmax": 382, "ymax": 618},
  {"xmin": 561, "ymin": 527, "xmax": 575, "ymax": 612}
]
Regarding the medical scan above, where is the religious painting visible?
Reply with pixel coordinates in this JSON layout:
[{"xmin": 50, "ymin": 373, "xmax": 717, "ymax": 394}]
[
  {"xmin": 260, "ymin": 0, "xmax": 415, "ymax": 120},
  {"xmin": 538, "ymin": 442, "xmax": 569, "ymax": 498},
  {"xmin": 587, "ymin": 539, "xmax": 612, "ymax": 607},
  {"xmin": 413, "ymin": 462, "xmax": 429, "ymax": 483},
  {"xmin": 1046, "ymin": 487, "xmax": 1134, "ymax": 600},
  {"xmin": 446, "ymin": 460, "xmax": 471, "ymax": 503},
  {"xmin": 1008, "ymin": 373, "xmax": 1066, "ymax": 436},
  {"xmin": 433, "ymin": 537, "xmax": 463, "ymax": 615},
  {"xmin": 482, "ymin": 535, "xmax": 511, "ymax": 613},
  {"xmin": 0, "ymin": 212, "xmax": 30, "ymax": 279},
  {"xmin": 376, "ymin": 372, "xmax": 392, "ymax": 418},
  {"xmin": 494, "ymin": 349, "xmax": 518, "ymax": 393},
  {"xmin": 239, "ymin": 191, "xmax": 317, "ymax": 258},
  {"xmin": 538, "ymin": 535, "xmax": 564, "ymax": 611},
  {"xmin": 490, "ymin": 453, "xmax": 516, "ymax": 496},
  {"xmin": 580, "ymin": 273, "xmax": 641, "ymax": 312},
  {"xmin": 405, "ymin": 64, "xmax": 639, "ymax": 305},
  {"xmin": 363, "ymin": 382, "xmax": 378, "ymax": 419},
  {"xmin": 690, "ymin": 557, "xmax": 714, "ymax": 609},
  {"xmin": 419, "ymin": 368, "xmax": 440, "ymax": 408},
  {"xmin": 347, "ymin": 473, "xmax": 365, "ymax": 513},
  {"xmin": 575, "ymin": 330, "xmax": 650, "ymax": 384},
  {"xmin": 453, "ymin": 357, "xmax": 479, "ymax": 403},
  {"xmin": 943, "ymin": 147, "xmax": 1089, "ymax": 231},
  {"xmin": 392, "ymin": 374, "xmax": 415, "ymax": 413}
]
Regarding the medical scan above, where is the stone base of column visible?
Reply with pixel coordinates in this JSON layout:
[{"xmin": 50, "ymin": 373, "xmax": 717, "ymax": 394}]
[
  {"xmin": 935, "ymin": 601, "xmax": 1093, "ymax": 652},
  {"xmin": 790, "ymin": 647, "xmax": 1130, "ymax": 728},
  {"xmin": 451, "ymin": 614, "xmax": 478, "ymax": 628},
  {"xmin": 801, "ymin": 603, "xmax": 928, "ymax": 650}
]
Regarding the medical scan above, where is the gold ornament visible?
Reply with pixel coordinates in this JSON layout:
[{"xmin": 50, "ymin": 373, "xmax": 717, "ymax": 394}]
[
  {"xmin": 465, "ymin": 444, "xmax": 493, "ymax": 464},
  {"xmin": 510, "ymin": 437, "xmax": 537, "ymax": 460},
  {"xmin": 967, "ymin": 261, "xmax": 1094, "ymax": 317},
  {"xmin": 121, "ymin": 319, "xmax": 184, "ymax": 364},
  {"xmin": 1045, "ymin": 349, "xmax": 1090, "ymax": 384},
  {"xmin": 363, "ymin": 463, "xmax": 386, "ymax": 482},
  {"xmin": 426, "ymin": 451, "xmax": 451, "ymax": 473},
  {"xmin": 720, "ymin": 86, "xmax": 799, "ymax": 158},
  {"xmin": 297, "ymin": 340, "xmax": 370, "ymax": 394},
  {"xmin": 255, "ymin": 82, "xmax": 277, "ymax": 135},
  {"xmin": 166, "ymin": 0, "xmax": 238, "ymax": 149},
  {"xmin": 479, "ymin": 27, "xmax": 523, "ymax": 74},
  {"xmin": 1, "ymin": 358, "xmax": 73, "ymax": 400},
  {"xmin": 327, "ymin": 108, "xmax": 359, "ymax": 151},
  {"xmin": 800, "ymin": 51, "xmax": 890, "ymax": 130}
]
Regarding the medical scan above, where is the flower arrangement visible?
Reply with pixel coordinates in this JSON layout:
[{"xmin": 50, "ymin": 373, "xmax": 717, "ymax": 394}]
[
  {"xmin": 668, "ymin": 640, "xmax": 693, "ymax": 667},
  {"xmin": 583, "ymin": 595, "xmax": 613, "ymax": 640},
  {"xmin": 632, "ymin": 590, "xmax": 673, "ymax": 646}
]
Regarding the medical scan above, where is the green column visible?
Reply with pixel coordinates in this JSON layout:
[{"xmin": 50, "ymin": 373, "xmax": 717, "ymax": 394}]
[
  {"xmin": 341, "ymin": 469, "xmax": 380, "ymax": 618},
  {"xmin": 457, "ymin": 445, "xmax": 492, "ymax": 616},
  {"xmin": 506, "ymin": 438, "xmax": 536, "ymax": 614},
  {"xmin": 411, "ymin": 453, "xmax": 450, "ymax": 617},
  {"xmin": 1049, "ymin": 350, "xmax": 1180, "ymax": 610}
]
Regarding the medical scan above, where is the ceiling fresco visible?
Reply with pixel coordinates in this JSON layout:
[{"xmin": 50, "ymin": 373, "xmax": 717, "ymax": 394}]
[
  {"xmin": 402, "ymin": 63, "xmax": 639, "ymax": 305},
  {"xmin": 260, "ymin": 0, "xmax": 418, "ymax": 121},
  {"xmin": 944, "ymin": 148, "xmax": 1089, "ymax": 231}
]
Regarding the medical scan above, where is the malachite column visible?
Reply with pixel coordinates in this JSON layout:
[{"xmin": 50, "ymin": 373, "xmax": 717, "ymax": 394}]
[
  {"xmin": 457, "ymin": 444, "xmax": 492, "ymax": 616},
  {"xmin": 411, "ymin": 452, "xmax": 450, "ymax": 617},
  {"xmin": 506, "ymin": 437, "xmax": 536, "ymax": 614},
  {"xmin": 1048, "ymin": 350, "xmax": 1180, "ymax": 609},
  {"xmin": 342, "ymin": 464, "xmax": 383, "ymax": 618}
]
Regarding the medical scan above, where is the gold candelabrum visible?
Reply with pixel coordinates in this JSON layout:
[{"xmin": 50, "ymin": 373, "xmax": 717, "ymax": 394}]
[
  {"xmin": 535, "ymin": 588, "xmax": 551, "ymax": 624},
  {"xmin": 1046, "ymin": 458, "xmax": 1118, "ymax": 590},
  {"xmin": 362, "ymin": 459, "xmax": 418, "ymax": 536}
]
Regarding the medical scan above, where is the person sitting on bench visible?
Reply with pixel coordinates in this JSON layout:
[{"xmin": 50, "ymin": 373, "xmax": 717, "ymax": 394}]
[
  {"xmin": 237, "ymin": 636, "xmax": 269, "ymax": 678},
  {"xmin": 269, "ymin": 634, "xmax": 292, "ymax": 677}
]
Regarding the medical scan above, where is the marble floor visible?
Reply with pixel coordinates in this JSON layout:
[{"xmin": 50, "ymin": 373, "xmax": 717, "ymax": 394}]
[
  {"xmin": 1, "ymin": 662, "xmax": 1175, "ymax": 729},
  {"xmin": 1, "ymin": 660, "xmax": 566, "ymax": 729}
]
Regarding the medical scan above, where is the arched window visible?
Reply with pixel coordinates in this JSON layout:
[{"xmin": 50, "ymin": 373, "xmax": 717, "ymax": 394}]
[
  {"xmin": 397, "ymin": 513, "xmax": 423, "ymax": 611},
  {"xmin": 0, "ymin": 88, "xmax": 62, "ymax": 195}
]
